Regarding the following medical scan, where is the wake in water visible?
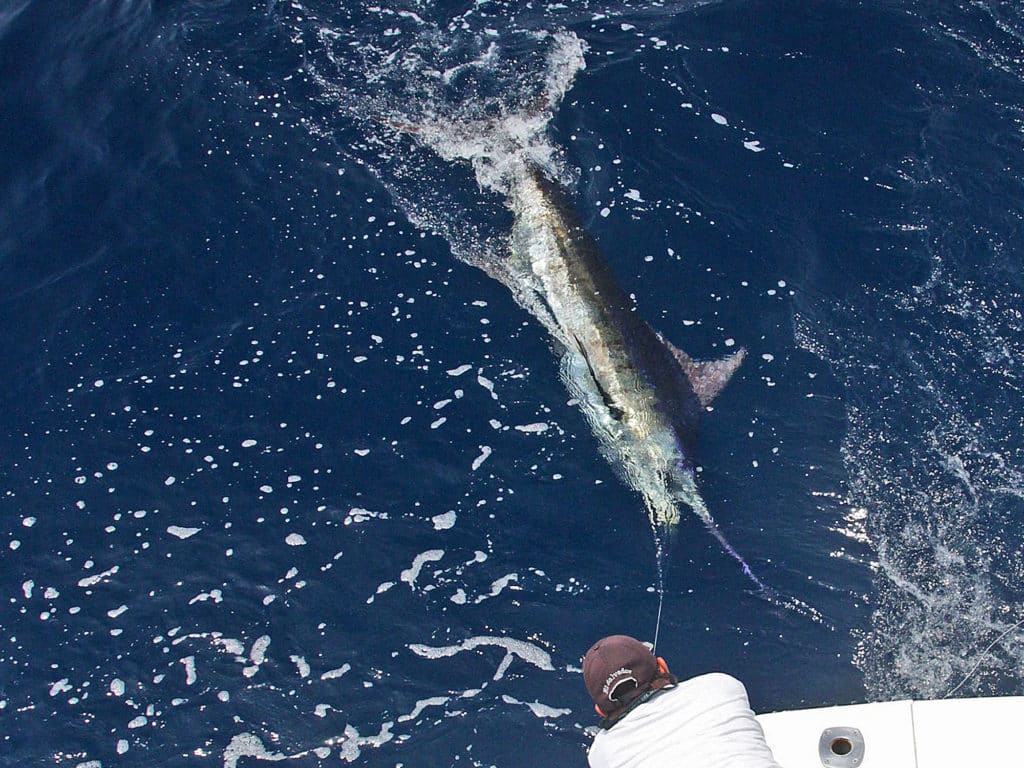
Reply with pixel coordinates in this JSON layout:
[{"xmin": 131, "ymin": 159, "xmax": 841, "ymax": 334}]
[
  {"xmin": 294, "ymin": 0, "xmax": 591, "ymax": 273},
  {"xmin": 795, "ymin": 201, "xmax": 1024, "ymax": 696}
]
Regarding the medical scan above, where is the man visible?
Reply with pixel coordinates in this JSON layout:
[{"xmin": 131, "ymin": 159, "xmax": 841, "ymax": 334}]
[{"xmin": 583, "ymin": 635, "xmax": 782, "ymax": 768}]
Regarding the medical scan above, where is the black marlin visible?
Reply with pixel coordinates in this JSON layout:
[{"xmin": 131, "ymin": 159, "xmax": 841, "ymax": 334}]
[
  {"xmin": 375, "ymin": 111, "xmax": 759, "ymax": 583},
  {"xmin": 504, "ymin": 165, "xmax": 759, "ymax": 583}
]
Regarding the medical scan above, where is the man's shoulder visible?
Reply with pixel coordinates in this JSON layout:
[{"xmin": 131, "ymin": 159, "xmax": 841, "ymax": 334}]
[{"xmin": 679, "ymin": 671, "xmax": 747, "ymax": 695}]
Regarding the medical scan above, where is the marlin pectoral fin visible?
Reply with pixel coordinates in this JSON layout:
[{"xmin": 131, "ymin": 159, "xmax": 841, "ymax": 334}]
[
  {"xmin": 664, "ymin": 340, "xmax": 746, "ymax": 408},
  {"xmin": 572, "ymin": 334, "xmax": 625, "ymax": 421}
]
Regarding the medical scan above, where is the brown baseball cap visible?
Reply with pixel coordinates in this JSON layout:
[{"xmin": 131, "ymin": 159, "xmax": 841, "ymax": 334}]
[{"xmin": 583, "ymin": 635, "xmax": 658, "ymax": 713}]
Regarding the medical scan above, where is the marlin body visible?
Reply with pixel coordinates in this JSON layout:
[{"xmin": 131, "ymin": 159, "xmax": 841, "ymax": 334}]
[{"xmin": 505, "ymin": 166, "xmax": 747, "ymax": 556}]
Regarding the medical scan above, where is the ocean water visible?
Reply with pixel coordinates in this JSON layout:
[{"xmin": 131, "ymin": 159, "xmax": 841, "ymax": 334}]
[{"xmin": 2, "ymin": 0, "xmax": 1024, "ymax": 765}]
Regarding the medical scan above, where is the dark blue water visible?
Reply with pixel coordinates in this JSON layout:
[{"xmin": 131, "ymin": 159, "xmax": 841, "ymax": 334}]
[{"xmin": 3, "ymin": 1, "xmax": 1024, "ymax": 765}]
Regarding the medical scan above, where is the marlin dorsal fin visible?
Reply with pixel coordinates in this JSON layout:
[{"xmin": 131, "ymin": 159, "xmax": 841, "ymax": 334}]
[{"xmin": 663, "ymin": 340, "xmax": 746, "ymax": 408}]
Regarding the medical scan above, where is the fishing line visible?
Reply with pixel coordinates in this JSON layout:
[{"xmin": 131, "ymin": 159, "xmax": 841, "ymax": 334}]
[
  {"xmin": 650, "ymin": 515, "xmax": 766, "ymax": 654},
  {"xmin": 943, "ymin": 613, "xmax": 1024, "ymax": 698},
  {"xmin": 652, "ymin": 539, "xmax": 666, "ymax": 655},
  {"xmin": 652, "ymin": 586, "xmax": 665, "ymax": 655}
]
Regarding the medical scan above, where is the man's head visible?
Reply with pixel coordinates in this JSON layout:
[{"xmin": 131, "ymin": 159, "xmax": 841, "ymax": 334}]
[{"xmin": 582, "ymin": 635, "xmax": 669, "ymax": 717}]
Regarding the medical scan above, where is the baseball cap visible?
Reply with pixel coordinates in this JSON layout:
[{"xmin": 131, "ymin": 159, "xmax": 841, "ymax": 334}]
[{"xmin": 583, "ymin": 635, "xmax": 658, "ymax": 713}]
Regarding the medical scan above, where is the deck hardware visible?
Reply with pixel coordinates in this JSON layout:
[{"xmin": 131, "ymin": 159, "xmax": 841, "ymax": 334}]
[{"xmin": 818, "ymin": 726, "xmax": 865, "ymax": 767}]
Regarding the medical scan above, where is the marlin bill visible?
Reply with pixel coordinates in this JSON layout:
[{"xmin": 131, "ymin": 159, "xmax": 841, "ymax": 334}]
[{"xmin": 504, "ymin": 166, "xmax": 761, "ymax": 584}]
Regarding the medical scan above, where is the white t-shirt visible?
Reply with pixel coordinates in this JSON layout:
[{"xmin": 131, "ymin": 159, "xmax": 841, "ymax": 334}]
[{"xmin": 587, "ymin": 672, "xmax": 781, "ymax": 768}]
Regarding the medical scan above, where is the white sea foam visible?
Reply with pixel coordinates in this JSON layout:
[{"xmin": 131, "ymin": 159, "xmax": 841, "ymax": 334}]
[
  {"xmin": 474, "ymin": 573, "xmax": 519, "ymax": 604},
  {"xmin": 397, "ymin": 696, "xmax": 450, "ymax": 723},
  {"xmin": 222, "ymin": 733, "xmax": 291, "ymax": 767},
  {"xmin": 331, "ymin": 722, "xmax": 394, "ymax": 763},
  {"xmin": 214, "ymin": 637, "xmax": 245, "ymax": 656},
  {"xmin": 188, "ymin": 589, "xmax": 223, "ymax": 605},
  {"xmin": 243, "ymin": 635, "xmax": 271, "ymax": 678},
  {"xmin": 290, "ymin": 655, "xmax": 310, "ymax": 678},
  {"xmin": 167, "ymin": 526, "xmax": 200, "ymax": 539},
  {"xmin": 250, "ymin": 635, "xmax": 270, "ymax": 664},
  {"xmin": 408, "ymin": 635, "xmax": 554, "ymax": 680},
  {"xmin": 400, "ymin": 550, "xmax": 444, "ymax": 588},
  {"xmin": 78, "ymin": 565, "xmax": 119, "ymax": 588},
  {"xmin": 344, "ymin": 507, "xmax": 387, "ymax": 525},
  {"xmin": 476, "ymin": 375, "xmax": 496, "ymax": 398},
  {"xmin": 431, "ymin": 511, "xmax": 457, "ymax": 530},
  {"xmin": 514, "ymin": 422, "xmax": 549, "ymax": 433},
  {"xmin": 471, "ymin": 446, "xmax": 492, "ymax": 470},
  {"xmin": 180, "ymin": 656, "xmax": 197, "ymax": 685},
  {"xmin": 501, "ymin": 694, "xmax": 572, "ymax": 718},
  {"xmin": 320, "ymin": 664, "xmax": 350, "ymax": 681}
]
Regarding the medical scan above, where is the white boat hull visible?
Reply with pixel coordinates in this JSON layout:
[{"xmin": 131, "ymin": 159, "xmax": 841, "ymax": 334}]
[{"xmin": 756, "ymin": 696, "xmax": 1024, "ymax": 767}]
